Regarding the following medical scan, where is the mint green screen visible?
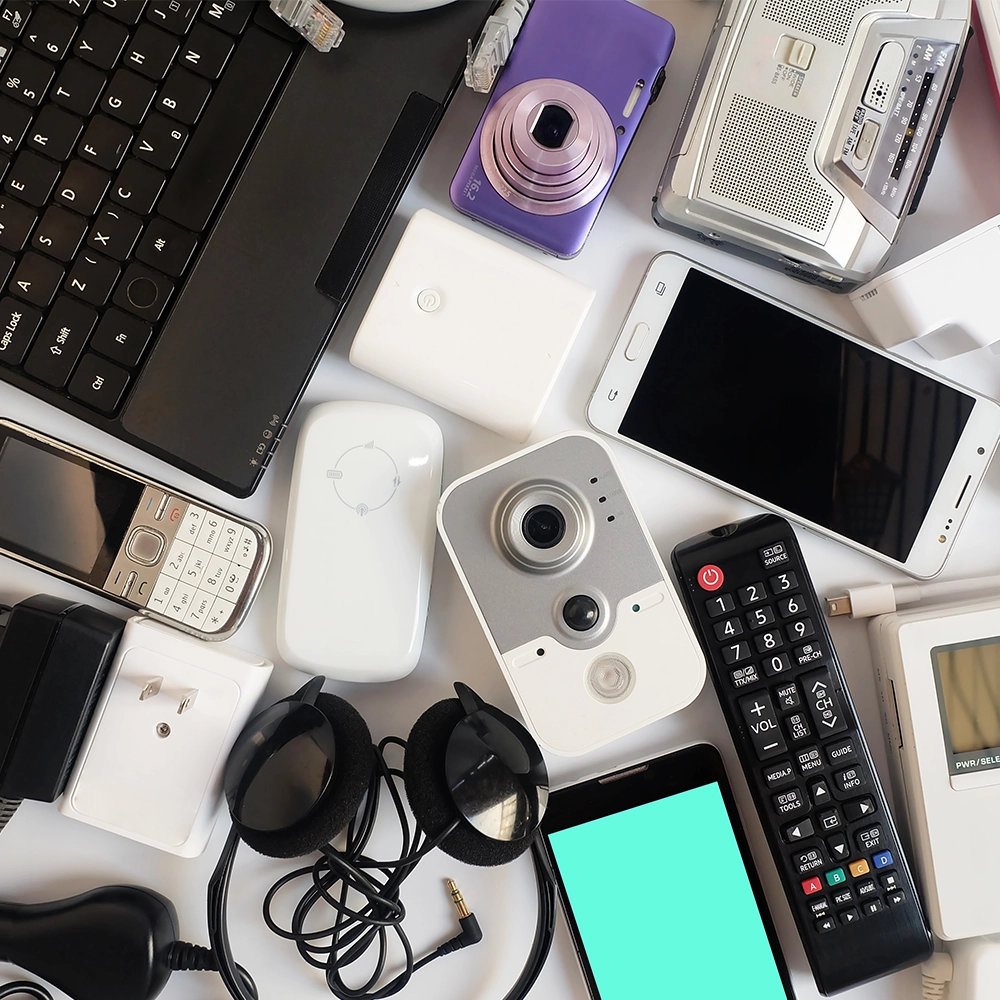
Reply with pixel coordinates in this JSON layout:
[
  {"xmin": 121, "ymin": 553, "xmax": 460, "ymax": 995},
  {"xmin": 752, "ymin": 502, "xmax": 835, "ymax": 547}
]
[{"xmin": 547, "ymin": 782, "xmax": 787, "ymax": 999}]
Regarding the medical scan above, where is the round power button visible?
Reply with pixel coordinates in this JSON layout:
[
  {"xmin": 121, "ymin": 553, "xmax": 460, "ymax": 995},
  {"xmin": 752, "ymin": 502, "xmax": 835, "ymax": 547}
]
[{"xmin": 697, "ymin": 564, "xmax": 724, "ymax": 591}]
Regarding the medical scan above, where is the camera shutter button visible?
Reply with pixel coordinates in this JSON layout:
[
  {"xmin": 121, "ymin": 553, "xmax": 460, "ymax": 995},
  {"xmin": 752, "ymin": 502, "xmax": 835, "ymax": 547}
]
[{"xmin": 417, "ymin": 288, "xmax": 441, "ymax": 313}]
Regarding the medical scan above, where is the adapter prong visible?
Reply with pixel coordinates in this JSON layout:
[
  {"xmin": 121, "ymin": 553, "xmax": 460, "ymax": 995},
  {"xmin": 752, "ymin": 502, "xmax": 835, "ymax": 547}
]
[
  {"xmin": 177, "ymin": 689, "xmax": 199, "ymax": 715},
  {"xmin": 139, "ymin": 677, "xmax": 163, "ymax": 701}
]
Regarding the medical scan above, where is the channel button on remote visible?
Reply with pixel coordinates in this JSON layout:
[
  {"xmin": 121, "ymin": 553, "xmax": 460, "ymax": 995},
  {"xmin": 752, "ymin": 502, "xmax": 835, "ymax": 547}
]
[{"xmin": 801, "ymin": 666, "xmax": 848, "ymax": 736}]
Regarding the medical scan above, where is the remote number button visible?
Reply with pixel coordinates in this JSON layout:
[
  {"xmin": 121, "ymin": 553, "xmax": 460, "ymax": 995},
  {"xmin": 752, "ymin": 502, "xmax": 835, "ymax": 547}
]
[
  {"xmin": 825, "ymin": 737, "xmax": 858, "ymax": 766},
  {"xmin": 738, "ymin": 691, "xmax": 786, "ymax": 759},
  {"xmin": 705, "ymin": 592, "xmax": 734, "ymax": 617},
  {"xmin": 778, "ymin": 594, "xmax": 807, "ymax": 617},
  {"xmin": 801, "ymin": 666, "xmax": 848, "ymax": 736},
  {"xmin": 763, "ymin": 760, "xmax": 795, "ymax": 788},
  {"xmin": 738, "ymin": 582, "xmax": 767, "ymax": 605},
  {"xmin": 785, "ymin": 712, "xmax": 811, "ymax": 742},
  {"xmin": 714, "ymin": 617, "xmax": 744, "ymax": 640},
  {"xmin": 775, "ymin": 681, "xmax": 800, "ymax": 709},
  {"xmin": 754, "ymin": 629, "xmax": 784, "ymax": 654},
  {"xmin": 697, "ymin": 564, "xmax": 724, "ymax": 591},
  {"xmin": 826, "ymin": 832, "xmax": 850, "ymax": 862},
  {"xmin": 746, "ymin": 605, "xmax": 775, "ymax": 629},
  {"xmin": 801, "ymin": 876, "xmax": 823, "ymax": 896},
  {"xmin": 772, "ymin": 786, "xmax": 807, "ymax": 818},
  {"xmin": 722, "ymin": 640, "xmax": 750, "ymax": 665},
  {"xmin": 793, "ymin": 846, "xmax": 826, "ymax": 875},
  {"xmin": 730, "ymin": 663, "xmax": 761, "ymax": 689},
  {"xmin": 784, "ymin": 817, "xmax": 814, "ymax": 842},
  {"xmin": 838, "ymin": 907, "xmax": 860, "ymax": 925},
  {"xmin": 762, "ymin": 653, "xmax": 792, "ymax": 677},
  {"xmin": 834, "ymin": 767, "xmax": 867, "ymax": 795},
  {"xmin": 769, "ymin": 571, "xmax": 798, "ymax": 594},
  {"xmin": 786, "ymin": 618, "xmax": 815, "ymax": 642}
]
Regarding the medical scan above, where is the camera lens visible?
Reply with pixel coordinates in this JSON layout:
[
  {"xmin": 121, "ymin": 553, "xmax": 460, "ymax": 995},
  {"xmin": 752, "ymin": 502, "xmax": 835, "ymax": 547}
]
[
  {"xmin": 521, "ymin": 505, "xmax": 566, "ymax": 549},
  {"xmin": 563, "ymin": 594, "xmax": 600, "ymax": 632},
  {"xmin": 531, "ymin": 104, "xmax": 575, "ymax": 149}
]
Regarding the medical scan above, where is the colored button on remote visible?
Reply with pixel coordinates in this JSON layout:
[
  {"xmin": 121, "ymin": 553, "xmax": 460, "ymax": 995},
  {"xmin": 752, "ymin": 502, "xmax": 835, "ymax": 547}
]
[
  {"xmin": 801, "ymin": 876, "xmax": 824, "ymax": 895},
  {"xmin": 697, "ymin": 564, "xmax": 724, "ymax": 591}
]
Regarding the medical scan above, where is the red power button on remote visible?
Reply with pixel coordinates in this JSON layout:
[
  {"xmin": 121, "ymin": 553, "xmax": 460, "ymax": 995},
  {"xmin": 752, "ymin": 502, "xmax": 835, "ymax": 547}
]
[{"xmin": 697, "ymin": 565, "xmax": 724, "ymax": 591}]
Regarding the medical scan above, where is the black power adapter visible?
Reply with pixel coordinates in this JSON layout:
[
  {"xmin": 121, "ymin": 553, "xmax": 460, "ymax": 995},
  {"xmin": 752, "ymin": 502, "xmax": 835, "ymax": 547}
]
[{"xmin": 0, "ymin": 595, "xmax": 124, "ymax": 827}]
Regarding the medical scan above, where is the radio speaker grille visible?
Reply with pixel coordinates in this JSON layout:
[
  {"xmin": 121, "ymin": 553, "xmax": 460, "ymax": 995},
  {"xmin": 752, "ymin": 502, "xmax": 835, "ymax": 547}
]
[
  {"xmin": 709, "ymin": 95, "xmax": 833, "ymax": 232},
  {"xmin": 761, "ymin": 0, "xmax": 906, "ymax": 47}
]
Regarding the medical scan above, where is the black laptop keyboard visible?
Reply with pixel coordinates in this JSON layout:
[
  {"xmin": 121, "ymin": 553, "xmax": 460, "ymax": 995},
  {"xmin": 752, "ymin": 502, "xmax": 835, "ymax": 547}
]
[{"xmin": 0, "ymin": 0, "xmax": 295, "ymax": 415}]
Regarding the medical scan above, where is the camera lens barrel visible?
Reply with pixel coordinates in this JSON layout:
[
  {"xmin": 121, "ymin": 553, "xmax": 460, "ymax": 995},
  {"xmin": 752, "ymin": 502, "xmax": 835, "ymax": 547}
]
[{"xmin": 497, "ymin": 482, "xmax": 592, "ymax": 573}]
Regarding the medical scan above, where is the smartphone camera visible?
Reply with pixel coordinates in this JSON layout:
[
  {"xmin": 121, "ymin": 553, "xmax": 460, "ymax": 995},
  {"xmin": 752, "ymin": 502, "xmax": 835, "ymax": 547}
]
[{"xmin": 497, "ymin": 483, "xmax": 592, "ymax": 573}]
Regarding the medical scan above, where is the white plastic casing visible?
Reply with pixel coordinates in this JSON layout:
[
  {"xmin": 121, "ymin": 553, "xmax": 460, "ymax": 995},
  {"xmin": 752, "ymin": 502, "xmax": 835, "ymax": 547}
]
[
  {"xmin": 868, "ymin": 597, "xmax": 1000, "ymax": 939},
  {"xmin": 948, "ymin": 935, "xmax": 1000, "ymax": 1000},
  {"xmin": 58, "ymin": 616, "xmax": 272, "ymax": 857},
  {"xmin": 349, "ymin": 209, "xmax": 595, "ymax": 442},
  {"xmin": 850, "ymin": 214, "xmax": 1000, "ymax": 358},
  {"xmin": 976, "ymin": 0, "xmax": 1000, "ymax": 115},
  {"xmin": 277, "ymin": 401, "xmax": 443, "ymax": 682}
]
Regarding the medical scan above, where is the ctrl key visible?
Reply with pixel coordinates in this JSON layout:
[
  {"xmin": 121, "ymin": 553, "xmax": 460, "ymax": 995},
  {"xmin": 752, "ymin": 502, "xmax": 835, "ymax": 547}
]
[
  {"xmin": 0, "ymin": 296, "xmax": 41, "ymax": 365},
  {"xmin": 68, "ymin": 352, "xmax": 130, "ymax": 413}
]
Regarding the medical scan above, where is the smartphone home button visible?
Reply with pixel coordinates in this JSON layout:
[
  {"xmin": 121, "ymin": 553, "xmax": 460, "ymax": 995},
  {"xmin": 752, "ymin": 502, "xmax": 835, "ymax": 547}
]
[
  {"xmin": 127, "ymin": 526, "xmax": 166, "ymax": 566},
  {"xmin": 624, "ymin": 322, "xmax": 649, "ymax": 360}
]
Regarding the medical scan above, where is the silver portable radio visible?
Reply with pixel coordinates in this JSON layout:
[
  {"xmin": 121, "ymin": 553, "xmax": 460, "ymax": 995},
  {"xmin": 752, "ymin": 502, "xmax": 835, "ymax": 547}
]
[{"xmin": 654, "ymin": 0, "xmax": 971, "ymax": 290}]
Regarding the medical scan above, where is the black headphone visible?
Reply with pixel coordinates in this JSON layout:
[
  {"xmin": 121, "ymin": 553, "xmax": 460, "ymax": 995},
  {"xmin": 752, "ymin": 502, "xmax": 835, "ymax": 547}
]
[{"xmin": 207, "ymin": 677, "xmax": 557, "ymax": 1000}]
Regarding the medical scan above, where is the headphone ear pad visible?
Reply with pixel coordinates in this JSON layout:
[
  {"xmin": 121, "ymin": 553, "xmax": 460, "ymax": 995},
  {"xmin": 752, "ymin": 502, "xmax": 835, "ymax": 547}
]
[
  {"xmin": 404, "ymin": 698, "xmax": 535, "ymax": 867},
  {"xmin": 236, "ymin": 693, "xmax": 373, "ymax": 859}
]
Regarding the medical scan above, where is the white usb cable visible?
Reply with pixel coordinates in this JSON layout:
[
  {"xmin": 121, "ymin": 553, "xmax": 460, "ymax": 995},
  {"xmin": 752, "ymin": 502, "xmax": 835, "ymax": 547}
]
[{"xmin": 825, "ymin": 576, "xmax": 1000, "ymax": 619}]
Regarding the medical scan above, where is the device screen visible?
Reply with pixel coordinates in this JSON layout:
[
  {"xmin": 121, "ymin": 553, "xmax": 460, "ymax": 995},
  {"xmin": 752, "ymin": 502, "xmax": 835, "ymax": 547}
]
[
  {"xmin": 0, "ymin": 432, "xmax": 142, "ymax": 583},
  {"xmin": 546, "ymin": 778, "xmax": 789, "ymax": 999},
  {"xmin": 934, "ymin": 638, "xmax": 1000, "ymax": 774},
  {"xmin": 619, "ymin": 268, "xmax": 976, "ymax": 562}
]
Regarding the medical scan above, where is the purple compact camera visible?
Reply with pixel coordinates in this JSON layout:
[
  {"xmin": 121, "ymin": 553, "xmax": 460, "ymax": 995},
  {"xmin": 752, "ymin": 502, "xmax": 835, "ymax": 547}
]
[{"xmin": 450, "ymin": 0, "xmax": 675, "ymax": 259}]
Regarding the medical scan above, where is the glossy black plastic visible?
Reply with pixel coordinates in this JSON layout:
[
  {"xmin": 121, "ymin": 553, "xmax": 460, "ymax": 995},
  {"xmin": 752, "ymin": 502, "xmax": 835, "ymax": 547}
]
[
  {"xmin": 444, "ymin": 682, "xmax": 548, "ymax": 842},
  {"xmin": 223, "ymin": 676, "xmax": 335, "ymax": 832}
]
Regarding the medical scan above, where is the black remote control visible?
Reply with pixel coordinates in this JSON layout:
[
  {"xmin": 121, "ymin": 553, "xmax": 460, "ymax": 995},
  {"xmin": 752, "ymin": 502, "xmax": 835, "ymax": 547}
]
[{"xmin": 672, "ymin": 514, "xmax": 931, "ymax": 996}]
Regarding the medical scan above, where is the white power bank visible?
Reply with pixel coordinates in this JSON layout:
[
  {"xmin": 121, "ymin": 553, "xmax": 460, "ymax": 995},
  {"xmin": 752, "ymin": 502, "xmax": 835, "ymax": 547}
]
[
  {"xmin": 851, "ymin": 214, "xmax": 1000, "ymax": 359},
  {"xmin": 277, "ymin": 401, "xmax": 443, "ymax": 682},
  {"xmin": 349, "ymin": 209, "xmax": 595, "ymax": 442}
]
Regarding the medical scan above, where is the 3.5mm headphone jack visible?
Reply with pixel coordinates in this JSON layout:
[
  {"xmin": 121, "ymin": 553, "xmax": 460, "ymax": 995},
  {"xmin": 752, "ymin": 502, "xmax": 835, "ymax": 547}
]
[{"xmin": 413, "ymin": 880, "xmax": 483, "ymax": 969}]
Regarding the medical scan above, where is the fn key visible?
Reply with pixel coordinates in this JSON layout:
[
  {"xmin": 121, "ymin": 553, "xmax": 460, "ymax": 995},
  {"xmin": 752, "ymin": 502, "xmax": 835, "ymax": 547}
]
[{"xmin": 68, "ymin": 353, "xmax": 129, "ymax": 413}]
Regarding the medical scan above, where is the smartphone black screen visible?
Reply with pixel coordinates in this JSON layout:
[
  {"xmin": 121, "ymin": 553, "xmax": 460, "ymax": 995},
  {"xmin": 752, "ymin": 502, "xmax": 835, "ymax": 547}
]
[
  {"xmin": 618, "ymin": 268, "xmax": 975, "ymax": 562},
  {"xmin": 543, "ymin": 744, "xmax": 792, "ymax": 1000},
  {"xmin": 0, "ymin": 432, "xmax": 143, "ymax": 582}
]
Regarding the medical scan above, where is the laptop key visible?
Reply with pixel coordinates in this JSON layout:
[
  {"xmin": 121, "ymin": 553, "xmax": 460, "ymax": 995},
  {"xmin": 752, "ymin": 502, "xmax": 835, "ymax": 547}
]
[
  {"xmin": 0, "ymin": 294, "xmax": 41, "ymax": 365},
  {"xmin": 74, "ymin": 12, "xmax": 129, "ymax": 69},
  {"xmin": 68, "ymin": 350, "xmax": 129, "ymax": 412},
  {"xmin": 51, "ymin": 58, "xmax": 107, "ymax": 115},
  {"xmin": 136, "ymin": 216, "xmax": 196, "ymax": 275},
  {"xmin": 27, "ymin": 104, "xmax": 84, "ymax": 160},
  {"xmin": 156, "ymin": 66, "xmax": 209, "ymax": 123},
  {"xmin": 24, "ymin": 293, "xmax": 96, "ymax": 386},
  {"xmin": 31, "ymin": 204, "xmax": 87, "ymax": 260},
  {"xmin": 0, "ymin": 97, "xmax": 31, "ymax": 152},
  {"xmin": 124, "ymin": 23, "xmax": 177, "ymax": 79},
  {"xmin": 200, "ymin": 1, "xmax": 251, "ymax": 35},
  {"xmin": 158, "ymin": 26, "xmax": 292, "ymax": 231},
  {"xmin": 78, "ymin": 114, "xmax": 132, "ymax": 169},
  {"xmin": 179, "ymin": 23, "xmax": 232, "ymax": 78},
  {"xmin": 135, "ymin": 113, "xmax": 187, "ymax": 169},
  {"xmin": 113, "ymin": 260, "xmax": 172, "ymax": 320},
  {"xmin": 23, "ymin": 5, "xmax": 79, "ymax": 61},
  {"xmin": 10, "ymin": 251, "xmax": 65, "ymax": 306},
  {"xmin": 97, "ymin": 1, "xmax": 147, "ymax": 26},
  {"xmin": 110, "ymin": 156, "xmax": 164, "ymax": 213},
  {"xmin": 146, "ymin": 1, "xmax": 199, "ymax": 35},
  {"xmin": 90, "ymin": 306, "xmax": 150, "ymax": 366},
  {"xmin": 2, "ymin": 50, "xmax": 55, "ymax": 106},
  {"xmin": 87, "ymin": 204, "xmax": 143, "ymax": 259},
  {"xmin": 0, "ymin": 248, "xmax": 11, "ymax": 286},
  {"xmin": 5, "ymin": 151, "xmax": 60, "ymax": 206},
  {"xmin": 50, "ymin": 1, "xmax": 92, "ymax": 13},
  {"xmin": 101, "ymin": 67, "xmax": 156, "ymax": 124},
  {"xmin": 0, "ymin": 195, "xmax": 36, "ymax": 250},
  {"xmin": 65, "ymin": 250, "xmax": 119, "ymax": 304},
  {"xmin": 0, "ymin": 1, "xmax": 31, "ymax": 40},
  {"xmin": 54, "ymin": 158, "xmax": 110, "ymax": 214}
]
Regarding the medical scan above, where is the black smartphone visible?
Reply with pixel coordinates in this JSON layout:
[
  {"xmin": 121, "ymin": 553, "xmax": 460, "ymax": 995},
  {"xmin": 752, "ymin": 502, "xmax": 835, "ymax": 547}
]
[{"xmin": 541, "ymin": 743, "xmax": 794, "ymax": 1000}]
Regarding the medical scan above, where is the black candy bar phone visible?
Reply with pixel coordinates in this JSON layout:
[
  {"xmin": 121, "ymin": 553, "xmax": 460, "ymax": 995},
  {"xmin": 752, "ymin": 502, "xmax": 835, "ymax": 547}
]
[
  {"xmin": 0, "ymin": 419, "xmax": 269, "ymax": 640},
  {"xmin": 541, "ymin": 742, "xmax": 794, "ymax": 1000},
  {"xmin": 671, "ymin": 514, "xmax": 931, "ymax": 995}
]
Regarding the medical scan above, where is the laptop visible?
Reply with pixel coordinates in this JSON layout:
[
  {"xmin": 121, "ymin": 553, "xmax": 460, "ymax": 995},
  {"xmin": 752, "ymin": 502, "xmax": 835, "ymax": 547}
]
[{"xmin": 0, "ymin": 0, "xmax": 491, "ymax": 496}]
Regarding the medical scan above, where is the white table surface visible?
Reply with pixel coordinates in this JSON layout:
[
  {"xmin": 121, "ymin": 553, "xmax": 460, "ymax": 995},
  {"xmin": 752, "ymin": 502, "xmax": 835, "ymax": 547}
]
[{"xmin": 3, "ymin": 4, "xmax": 1000, "ymax": 999}]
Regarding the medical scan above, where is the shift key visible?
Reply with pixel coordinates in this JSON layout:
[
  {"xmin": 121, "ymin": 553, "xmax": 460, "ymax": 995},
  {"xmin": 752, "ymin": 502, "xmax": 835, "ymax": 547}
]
[
  {"xmin": 801, "ymin": 666, "xmax": 848, "ymax": 737},
  {"xmin": 24, "ymin": 295, "xmax": 96, "ymax": 387},
  {"xmin": 738, "ymin": 691, "xmax": 787, "ymax": 760}
]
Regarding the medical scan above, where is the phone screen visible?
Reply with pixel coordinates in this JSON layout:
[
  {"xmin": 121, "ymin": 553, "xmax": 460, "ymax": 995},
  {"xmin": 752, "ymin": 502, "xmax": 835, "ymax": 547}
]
[
  {"xmin": 546, "ymin": 778, "xmax": 789, "ymax": 1000},
  {"xmin": 0, "ymin": 433, "xmax": 143, "ymax": 582},
  {"xmin": 619, "ymin": 268, "xmax": 976, "ymax": 562}
]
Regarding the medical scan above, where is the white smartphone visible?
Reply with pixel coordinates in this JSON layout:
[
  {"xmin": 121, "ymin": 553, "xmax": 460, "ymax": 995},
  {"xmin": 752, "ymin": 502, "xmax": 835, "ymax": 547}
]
[
  {"xmin": 0, "ymin": 419, "xmax": 270, "ymax": 639},
  {"xmin": 587, "ymin": 253, "xmax": 1000, "ymax": 579}
]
